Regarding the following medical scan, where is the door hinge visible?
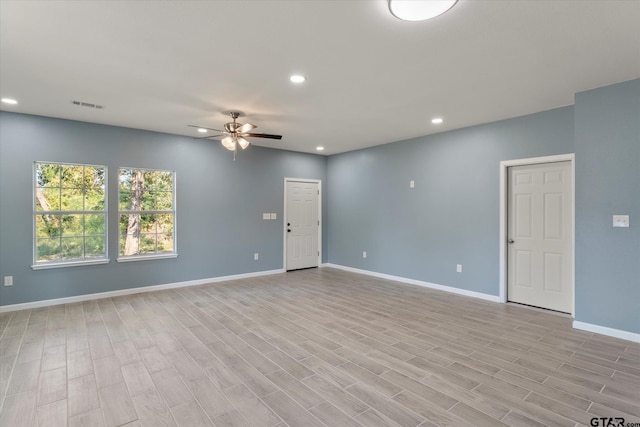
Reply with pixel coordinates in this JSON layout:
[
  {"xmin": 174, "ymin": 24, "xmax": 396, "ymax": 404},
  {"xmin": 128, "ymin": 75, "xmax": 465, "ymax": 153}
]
[
  {"xmin": 317, "ymin": 190, "xmax": 319, "ymax": 195},
  {"xmin": 317, "ymin": 220, "xmax": 319, "ymax": 225},
  {"xmin": 318, "ymin": 251, "xmax": 320, "ymax": 256}
]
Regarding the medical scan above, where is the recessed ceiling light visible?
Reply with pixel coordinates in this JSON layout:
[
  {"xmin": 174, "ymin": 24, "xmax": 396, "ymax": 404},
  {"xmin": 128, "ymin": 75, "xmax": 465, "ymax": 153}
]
[
  {"xmin": 197, "ymin": 128, "xmax": 207, "ymax": 133},
  {"xmin": 316, "ymin": 146, "xmax": 324, "ymax": 151},
  {"xmin": 431, "ymin": 117, "xmax": 444, "ymax": 124},
  {"xmin": 1, "ymin": 98, "xmax": 18, "ymax": 105},
  {"xmin": 388, "ymin": 0, "xmax": 457, "ymax": 21},
  {"xmin": 290, "ymin": 75, "xmax": 306, "ymax": 83}
]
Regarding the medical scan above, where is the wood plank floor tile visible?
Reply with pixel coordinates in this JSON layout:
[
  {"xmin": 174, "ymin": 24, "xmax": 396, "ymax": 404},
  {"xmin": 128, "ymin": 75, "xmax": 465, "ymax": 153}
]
[
  {"xmin": 98, "ymin": 381, "xmax": 137, "ymax": 426},
  {"xmin": 170, "ymin": 400, "xmax": 214, "ymax": 427},
  {"xmin": 121, "ymin": 361, "xmax": 155, "ymax": 397},
  {"xmin": 151, "ymin": 368, "xmax": 192, "ymax": 408},
  {"xmin": 37, "ymin": 366, "xmax": 66, "ymax": 405},
  {"xmin": 308, "ymin": 401, "xmax": 364, "ymax": 427},
  {"xmin": 36, "ymin": 399, "xmax": 67, "ymax": 427},
  {"xmin": 131, "ymin": 389, "xmax": 176, "ymax": 426},
  {"xmin": 224, "ymin": 384, "xmax": 281, "ymax": 427},
  {"xmin": 1, "ymin": 268, "xmax": 638, "ymax": 427}
]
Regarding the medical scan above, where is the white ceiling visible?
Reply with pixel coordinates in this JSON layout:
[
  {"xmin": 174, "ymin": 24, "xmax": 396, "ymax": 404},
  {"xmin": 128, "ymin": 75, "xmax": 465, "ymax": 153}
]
[{"xmin": 1, "ymin": 1, "xmax": 639, "ymax": 155}]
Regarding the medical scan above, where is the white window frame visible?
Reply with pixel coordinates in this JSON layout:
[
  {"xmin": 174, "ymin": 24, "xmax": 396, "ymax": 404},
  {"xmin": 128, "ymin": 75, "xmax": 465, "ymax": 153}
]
[
  {"xmin": 32, "ymin": 161, "xmax": 109, "ymax": 270},
  {"xmin": 117, "ymin": 167, "xmax": 177, "ymax": 262}
]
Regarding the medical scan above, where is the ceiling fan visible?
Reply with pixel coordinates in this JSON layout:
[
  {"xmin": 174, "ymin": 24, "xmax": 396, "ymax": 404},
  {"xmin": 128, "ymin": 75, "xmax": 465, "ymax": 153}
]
[{"xmin": 189, "ymin": 111, "xmax": 282, "ymax": 155}]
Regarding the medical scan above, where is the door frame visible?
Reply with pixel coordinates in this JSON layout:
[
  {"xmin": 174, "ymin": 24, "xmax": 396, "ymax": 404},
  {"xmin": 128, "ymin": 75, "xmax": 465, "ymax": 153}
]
[
  {"xmin": 499, "ymin": 153, "xmax": 575, "ymax": 315},
  {"xmin": 283, "ymin": 178, "xmax": 322, "ymax": 271}
]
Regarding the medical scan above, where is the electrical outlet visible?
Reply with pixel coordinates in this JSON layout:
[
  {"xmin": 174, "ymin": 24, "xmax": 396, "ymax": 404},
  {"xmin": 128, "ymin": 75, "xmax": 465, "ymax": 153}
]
[
  {"xmin": 270, "ymin": 213, "xmax": 277, "ymax": 220},
  {"xmin": 409, "ymin": 180, "xmax": 415, "ymax": 188},
  {"xmin": 262, "ymin": 213, "xmax": 270, "ymax": 220},
  {"xmin": 613, "ymin": 215, "xmax": 629, "ymax": 228},
  {"xmin": 363, "ymin": 251, "xmax": 367, "ymax": 258},
  {"xmin": 254, "ymin": 253, "xmax": 259, "ymax": 261},
  {"xmin": 456, "ymin": 264, "xmax": 462, "ymax": 273},
  {"xmin": 4, "ymin": 276, "xmax": 13, "ymax": 286}
]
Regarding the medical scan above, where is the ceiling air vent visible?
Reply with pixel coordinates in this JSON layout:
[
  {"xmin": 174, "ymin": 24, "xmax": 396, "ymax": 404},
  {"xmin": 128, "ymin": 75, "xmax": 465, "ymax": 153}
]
[{"xmin": 72, "ymin": 100, "xmax": 105, "ymax": 110}]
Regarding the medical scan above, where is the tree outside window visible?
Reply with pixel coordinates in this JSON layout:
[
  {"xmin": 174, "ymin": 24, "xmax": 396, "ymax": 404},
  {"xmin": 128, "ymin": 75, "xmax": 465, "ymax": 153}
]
[
  {"xmin": 34, "ymin": 162, "xmax": 107, "ymax": 265},
  {"xmin": 119, "ymin": 168, "xmax": 175, "ymax": 257}
]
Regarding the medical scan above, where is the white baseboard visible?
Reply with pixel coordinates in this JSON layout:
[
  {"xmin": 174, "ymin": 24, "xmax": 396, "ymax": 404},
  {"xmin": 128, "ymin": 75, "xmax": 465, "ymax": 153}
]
[
  {"xmin": 573, "ymin": 321, "xmax": 640, "ymax": 343},
  {"xmin": 0, "ymin": 269, "xmax": 285, "ymax": 313},
  {"xmin": 322, "ymin": 263, "xmax": 501, "ymax": 303}
]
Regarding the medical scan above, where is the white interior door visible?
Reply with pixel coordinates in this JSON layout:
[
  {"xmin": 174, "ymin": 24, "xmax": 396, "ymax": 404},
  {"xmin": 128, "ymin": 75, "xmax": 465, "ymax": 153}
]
[
  {"xmin": 286, "ymin": 180, "xmax": 319, "ymax": 271},
  {"xmin": 507, "ymin": 161, "xmax": 573, "ymax": 313}
]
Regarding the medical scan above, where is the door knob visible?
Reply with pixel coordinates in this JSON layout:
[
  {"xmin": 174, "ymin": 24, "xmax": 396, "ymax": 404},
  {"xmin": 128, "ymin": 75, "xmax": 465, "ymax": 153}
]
[
  {"xmin": 287, "ymin": 229, "xmax": 291, "ymax": 233},
  {"xmin": 287, "ymin": 222, "xmax": 291, "ymax": 226},
  {"xmin": 508, "ymin": 239, "xmax": 515, "ymax": 244}
]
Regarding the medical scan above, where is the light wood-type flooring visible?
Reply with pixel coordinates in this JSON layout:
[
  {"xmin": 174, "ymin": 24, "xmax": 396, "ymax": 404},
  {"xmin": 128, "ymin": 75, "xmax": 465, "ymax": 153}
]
[{"xmin": 1, "ymin": 267, "xmax": 639, "ymax": 426}]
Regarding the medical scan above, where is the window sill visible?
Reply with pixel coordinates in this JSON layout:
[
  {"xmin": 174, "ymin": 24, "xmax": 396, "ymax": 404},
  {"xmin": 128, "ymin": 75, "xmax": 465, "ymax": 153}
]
[
  {"xmin": 116, "ymin": 253, "xmax": 178, "ymax": 263},
  {"xmin": 31, "ymin": 259, "xmax": 110, "ymax": 270}
]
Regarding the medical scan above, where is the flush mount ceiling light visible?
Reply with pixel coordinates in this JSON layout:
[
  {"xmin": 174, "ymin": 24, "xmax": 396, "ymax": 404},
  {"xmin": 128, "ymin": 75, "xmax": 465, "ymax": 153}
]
[
  {"xmin": 1, "ymin": 98, "xmax": 18, "ymax": 105},
  {"xmin": 388, "ymin": 0, "xmax": 457, "ymax": 21},
  {"xmin": 290, "ymin": 75, "xmax": 306, "ymax": 83},
  {"xmin": 316, "ymin": 146, "xmax": 325, "ymax": 151},
  {"xmin": 431, "ymin": 117, "xmax": 444, "ymax": 124}
]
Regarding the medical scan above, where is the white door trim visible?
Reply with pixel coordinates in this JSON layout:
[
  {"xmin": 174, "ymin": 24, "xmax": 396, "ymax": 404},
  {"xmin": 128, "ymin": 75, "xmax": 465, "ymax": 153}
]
[
  {"xmin": 499, "ymin": 153, "xmax": 575, "ymax": 315},
  {"xmin": 283, "ymin": 178, "xmax": 322, "ymax": 271}
]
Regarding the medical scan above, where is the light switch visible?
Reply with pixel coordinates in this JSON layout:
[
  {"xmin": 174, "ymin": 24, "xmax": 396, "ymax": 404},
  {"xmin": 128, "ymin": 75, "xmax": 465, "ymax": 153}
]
[
  {"xmin": 613, "ymin": 215, "xmax": 629, "ymax": 228},
  {"xmin": 270, "ymin": 213, "xmax": 277, "ymax": 220},
  {"xmin": 409, "ymin": 180, "xmax": 415, "ymax": 188},
  {"xmin": 262, "ymin": 213, "xmax": 270, "ymax": 220}
]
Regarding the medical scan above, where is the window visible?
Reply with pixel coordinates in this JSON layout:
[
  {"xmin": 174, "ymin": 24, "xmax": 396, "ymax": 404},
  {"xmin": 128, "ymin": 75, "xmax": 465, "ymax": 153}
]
[
  {"xmin": 118, "ymin": 168, "xmax": 176, "ymax": 260},
  {"xmin": 33, "ymin": 162, "xmax": 107, "ymax": 268}
]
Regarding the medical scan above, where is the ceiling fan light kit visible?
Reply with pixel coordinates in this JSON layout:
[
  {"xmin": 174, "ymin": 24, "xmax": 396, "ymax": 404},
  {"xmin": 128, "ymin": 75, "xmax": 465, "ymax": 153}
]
[{"xmin": 189, "ymin": 111, "xmax": 282, "ymax": 159}]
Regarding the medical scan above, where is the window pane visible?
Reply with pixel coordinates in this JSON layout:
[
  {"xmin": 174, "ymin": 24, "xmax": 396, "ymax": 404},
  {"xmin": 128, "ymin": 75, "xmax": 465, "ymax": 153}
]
[
  {"xmin": 156, "ymin": 191, "xmax": 173, "ymax": 210},
  {"xmin": 141, "ymin": 191, "xmax": 156, "ymax": 211},
  {"xmin": 61, "ymin": 188, "xmax": 83, "ymax": 210},
  {"xmin": 61, "ymin": 164, "xmax": 84, "ymax": 188},
  {"xmin": 121, "ymin": 234, "xmax": 140, "ymax": 256},
  {"xmin": 85, "ymin": 189, "xmax": 105, "ymax": 211},
  {"xmin": 144, "ymin": 171, "xmax": 161, "ymax": 190},
  {"xmin": 37, "ymin": 238, "xmax": 61, "ymax": 262},
  {"xmin": 157, "ymin": 214, "xmax": 173, "ymax": 234},
  {"xmin": 158, "ymin": 171, "xmax": 173, "ymax": 191},
  {"xmin": 85, "ymin": 236, "xmax": 105, "ymax": 258},
  {"xmin": 140, "ymin": 234, "xmax": 157, "ymax": 254},
  {"xmin": 119, "ymin": 191, "xmax": 131, "ymax": 211},
  {"xmin": 36, "ymin": 163, "xmax": 61, "ymax": 187},
  {"xmin": 36, "ymin": 214, "xmax": 61, "ymax": 238},
  {"xmin": 140, "ymin": 213, "xmax": 157, "ymax": 233},
  {"xmin": 61, "ymin": 237, "xmax": 83, "ymax": 260},
  {"xmin": 85, "ymin": 214, "xmax": 106, "ymax": 236},
  {"xmin": 119, "ymin": 169, "xmax": 133, "ymax": 191},
  {"xmin": 62, "ymin": 214, "xmax": 83, "ymax": 236},
  {"xmin": 158, "ymin": 232, "xmax": 174, "ymax": 253},
  {"xmin": 84, "ymin": 166, "xmax": 105, "ymax": 190},
  {"xmin": 36, "ymin": 187, "xmax": 60, "ymax": 211}
]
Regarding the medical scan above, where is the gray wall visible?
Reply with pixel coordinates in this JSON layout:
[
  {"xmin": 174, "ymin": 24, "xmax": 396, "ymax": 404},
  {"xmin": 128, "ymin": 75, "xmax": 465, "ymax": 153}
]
[
  {"xmin": 574, "ymin": 79, "xmax": 640, "ymax": 334},
  {"xmin": 0, "ymin": 112, "xmax": 327, "ymax": 306},
  {"xmin": 327, "ymin": 107, "xmax": 575, "ymax": 296}
]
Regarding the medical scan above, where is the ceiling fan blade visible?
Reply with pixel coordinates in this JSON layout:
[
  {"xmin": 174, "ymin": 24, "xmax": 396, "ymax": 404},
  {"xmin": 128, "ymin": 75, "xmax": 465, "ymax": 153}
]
[
  {"xmin": 236, "ymin": 123, "xmax": 256, "ymax": 133},
  {"xmin": 188, "ymin": 125, "xmax": 223, "ymax": 132},
  {"xmin": 242, "ymin": 133, "xmax": 283, "ymax": 140},
  {"xmin": 196, "ymin": 134, "xmax": 223, "ymax": 139}
]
